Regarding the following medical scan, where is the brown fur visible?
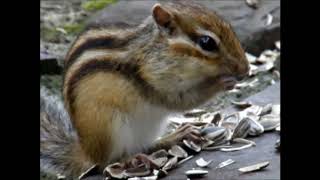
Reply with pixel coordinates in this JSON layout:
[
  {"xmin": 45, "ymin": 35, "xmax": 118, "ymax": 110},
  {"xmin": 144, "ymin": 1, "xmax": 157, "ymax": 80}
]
[
  {"xmin": 169, "ymin": 42, "xmax": 219, "ymax": 64},
  {"xmin": 162, "ymin": 0, "xmax": 248, "ymax": 73},
  {"xmin": 64, "ymin": 30, "xmax": 134, "ymax": 70},
  {"xmin": 42, "ymin": 0, "xmax": 250, "ymax": 178},
  {"xmin": 71, "ymin": 72, "xmax": 141, "ymax": 165}
]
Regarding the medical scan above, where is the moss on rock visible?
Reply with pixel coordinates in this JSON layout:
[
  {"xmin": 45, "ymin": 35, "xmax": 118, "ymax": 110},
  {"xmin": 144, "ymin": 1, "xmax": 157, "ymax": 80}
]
[{"xmin": 82, "ymin": 0, "xmax": 116, "ymax": 12}]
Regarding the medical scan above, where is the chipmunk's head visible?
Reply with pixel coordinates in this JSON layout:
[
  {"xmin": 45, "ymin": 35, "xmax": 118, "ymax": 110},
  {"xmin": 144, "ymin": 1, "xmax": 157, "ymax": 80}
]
[{"xmin": 139, "ymin": 1, "xmax": 249, "ymax": 110}]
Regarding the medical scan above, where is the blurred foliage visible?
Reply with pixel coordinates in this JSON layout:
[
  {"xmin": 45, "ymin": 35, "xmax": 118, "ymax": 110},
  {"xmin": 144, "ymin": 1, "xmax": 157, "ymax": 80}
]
[
  {"xmin": 82, "ymin": 0, "xmax": 117, "ymax": 11},
  {"xmin": 63, "ymin": 23, "xmax": 85, "ymax": 35},
  {"xmin": 41, "ymin": 26, "xmax": 62, "ymax": 43}
]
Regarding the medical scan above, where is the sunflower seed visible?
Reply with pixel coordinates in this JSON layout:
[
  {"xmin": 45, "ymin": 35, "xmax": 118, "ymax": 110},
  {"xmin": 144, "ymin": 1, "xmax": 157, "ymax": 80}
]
[
  {"xmin": 219, "ymin": 113, "xmax": 240, "ymax": 129},
  {"xmin": 249, "ymin": 64, "xmax": 259, "ymax": 76},
  {"xmin": 79, "ymin": 164, "xmax": 99, "ymax": 180},
  {"xmin": 265, "ymin": 14, "xmax": 273, "ymax": 26},
  {"xmin": 183, "ymin": 140, "xmax": 201, "ymax": 152},
  {"xmin": 232, "ymin": 118, "xmax": 251, "ymax": 139},
  {"xmin": 259, "ymin": 103, "xmax": 273, "ymax": 116},
  {"xmin": 196, "ymin": 158, "xmax": 213, "ymax": 168},
  {"xmin": 245, "ymin": 52, "xmax": 257, "ymax": 63},
  {"xmin": 152, "ymin": 157, "xmax": 168, "ymax": 168},
  {"xmin": 259, "ymin": 114, "xmax": 280, "ymax": 131},
  {"xmin": 128, "ymin": 176, "xmax": 158, "ymax": 180},
  {"xmin": 244, "ymin": 105, "xmax": 263, "ymax": 116},
  {"xmin": 201, "ymin": 139, "xmax": 215, "ymax": 148},
  {"xmin": 231, "ymin": 100, "xmax": 252, "ymax": 109},
  {"xmin": 216, "ymin": 159, "xmax": 235, "ymax": 169},
  {"xmin": 149, "ymin": 149, "xmax": 168, "ymax": 160},
  {"xmin": 232, "ymin": 138, "xmax": 256, "ymax": 146},
  {"xmin": 271, "ymin": 104, "xmax": 280, "ymax": 115},
  {"xmin": 246, "ymin": 0, "xmax": 259, "ymax": 9},
  {"xmin": 245, "ymin": 111, "xmax": 260, "ymax": 121},
  {"xmin": 168, "ymin": 115, "xmax": 198, "ymax": 125},
  {"xmin": 185, "ymin": 169, "xmax": 208, "ymax": 178},
  {"xmin": 125, "ymin": 166, "xmax": 151, "ymax": 178},
  {"xmin": 238, "ymin": 161, "xmax": 269, "ymax": 173},
  {"xmin": 275, "ymin": 41, "xmax": 280, "ymax": 50},
  {"xmin": 162, "ymin": 156, "xmax": 178, "ymax": 171},
  {"xmin": 201, "ymin": 126, "xmax": 226, "ymax": 141},
  {"xmin": 220, "ymin": 143, "xmax": 254, "ymax": 152},
  {"xmin": 177, "ymin": 155, "xmax": 194, "ymax": 165},
  {"xmin": 248, "ymin": 118, "xmax": 264, "ymax": 136},
  {"xmin": 168, "ymin": 145, "xmax": 188, "ymax": 159},
  {"xmin": 200, "ymin": 112, "xmax": 217, "ymax": 123},
  {"xmin": 104, "ymin": 163, "xmax": 126, "ymax": 179},
  {"xmin": 203, "ymin": 145, "xmax": 232, "ymax": 151}
]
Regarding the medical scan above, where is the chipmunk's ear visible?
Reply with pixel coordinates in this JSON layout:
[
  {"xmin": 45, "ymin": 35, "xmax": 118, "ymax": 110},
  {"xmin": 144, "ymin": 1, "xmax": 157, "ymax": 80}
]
[{"xmin": 152, "ymin": 3, "xmax": 172, "ymax": 28}]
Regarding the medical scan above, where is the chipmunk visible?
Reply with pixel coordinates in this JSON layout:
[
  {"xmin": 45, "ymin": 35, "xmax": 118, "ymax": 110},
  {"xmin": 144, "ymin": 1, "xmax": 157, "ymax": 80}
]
[{"xmin": 40, "ymin": 0, "xmax": 249, "ymax": 178}]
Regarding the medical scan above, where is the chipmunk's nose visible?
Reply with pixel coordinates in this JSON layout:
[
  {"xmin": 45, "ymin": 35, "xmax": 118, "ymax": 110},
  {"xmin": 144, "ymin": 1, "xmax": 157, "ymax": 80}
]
[
  {"xmin": 235, "ymin": 61, "xmax": 249, "ymax": 81},
  {"xmin": 227, "ymin": 56, "xmax": 250, "ymax": 81},
  {"xmin": 236, "ymin": 72, "xmax": 248, "ymax": 81}
]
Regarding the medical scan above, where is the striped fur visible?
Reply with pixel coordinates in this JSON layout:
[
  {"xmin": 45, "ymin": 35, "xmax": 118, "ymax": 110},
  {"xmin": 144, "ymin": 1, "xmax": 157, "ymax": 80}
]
[{"xmin": 41, "ymin": 0, "xmax": 249, "ymax": 178}]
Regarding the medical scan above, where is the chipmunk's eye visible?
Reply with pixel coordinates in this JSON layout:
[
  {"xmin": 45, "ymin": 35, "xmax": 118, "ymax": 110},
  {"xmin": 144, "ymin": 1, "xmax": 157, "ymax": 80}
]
[{"xmin": 197, "ymin": 35, "xmax": 218, "ymax": 52}]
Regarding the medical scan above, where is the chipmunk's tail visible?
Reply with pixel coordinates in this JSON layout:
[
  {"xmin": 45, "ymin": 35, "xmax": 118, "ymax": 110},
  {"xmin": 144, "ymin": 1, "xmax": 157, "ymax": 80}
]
[{"xmin": 40, "ymin": 86, "xmax": 93, "ymax": 178}]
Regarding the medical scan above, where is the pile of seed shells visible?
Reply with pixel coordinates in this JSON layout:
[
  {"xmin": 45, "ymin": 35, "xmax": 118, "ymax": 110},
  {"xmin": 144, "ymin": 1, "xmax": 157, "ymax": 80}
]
[
  {"xmin": 77, "ymin": 102, "xmax": 280, "ymax": 180},
  {"xmin": 226, "ymin": 41, "xmax": 280, "ymax": 97},
  {"xmin": 246, "ymin": 41, "xmax": 280, "ymax": 78}
]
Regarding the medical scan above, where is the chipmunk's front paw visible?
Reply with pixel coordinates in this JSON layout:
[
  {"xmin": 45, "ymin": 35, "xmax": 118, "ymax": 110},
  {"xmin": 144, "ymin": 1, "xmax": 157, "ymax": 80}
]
[
  {"xmin": 170, "ymin": 123, "xmax": 203, "ymax": 143},
  {"xmin": 159, "ymin": 123, "xmax": 203, "ymax": 148}
]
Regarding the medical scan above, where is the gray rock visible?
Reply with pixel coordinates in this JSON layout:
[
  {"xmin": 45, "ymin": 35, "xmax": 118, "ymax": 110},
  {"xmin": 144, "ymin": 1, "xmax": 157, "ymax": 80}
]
[{"xmin": 87, "ymin": 0, "xmax": 280, "ymax": 55}]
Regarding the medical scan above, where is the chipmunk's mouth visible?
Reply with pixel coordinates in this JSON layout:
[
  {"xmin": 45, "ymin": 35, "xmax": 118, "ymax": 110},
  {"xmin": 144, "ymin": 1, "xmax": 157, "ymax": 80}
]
[
  {"xmin": 216, "ymin": 75, "xmax": 238, "ymax": 90},
  {"xmin": 189, "ymin": 74, "xmax": 240, "ymax": 94},
  {"xmin": 200, "ymin": 74, "xmax": 238, "ymax": 91}
]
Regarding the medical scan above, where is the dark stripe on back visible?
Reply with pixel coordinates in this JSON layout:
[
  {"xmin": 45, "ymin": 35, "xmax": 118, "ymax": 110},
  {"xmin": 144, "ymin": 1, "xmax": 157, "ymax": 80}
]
[
  {"xmin": 65, "ymin": 36, "xmax": 130, "ymax": 70},
  {"xmin": 66, "ymin": 59, "xmax": 161, "ymax": 114}
]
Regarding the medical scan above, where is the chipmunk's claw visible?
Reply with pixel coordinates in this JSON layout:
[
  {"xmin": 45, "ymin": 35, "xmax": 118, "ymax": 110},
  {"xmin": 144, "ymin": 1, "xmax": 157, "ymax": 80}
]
[{"xmin": 161, "ymin": 123, "xmax": 203, "ymax": 147}]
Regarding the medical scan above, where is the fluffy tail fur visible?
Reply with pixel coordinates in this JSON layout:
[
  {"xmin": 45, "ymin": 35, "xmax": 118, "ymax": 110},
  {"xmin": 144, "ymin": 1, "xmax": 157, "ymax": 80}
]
[{"xmin": 40, "ymin": 86, "xmax": 93, "ymax": 178}]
